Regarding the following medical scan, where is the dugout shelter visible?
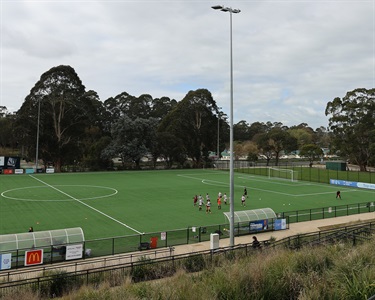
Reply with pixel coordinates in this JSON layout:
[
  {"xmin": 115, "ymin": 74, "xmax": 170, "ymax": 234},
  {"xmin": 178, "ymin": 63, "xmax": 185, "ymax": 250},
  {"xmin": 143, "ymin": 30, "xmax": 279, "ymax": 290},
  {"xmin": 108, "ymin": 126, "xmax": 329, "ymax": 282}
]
[
  {"xmin": 0, "ymin": 227, "xmax": 85, "ymax": 252},
  {"xmin": 223, "ymin": 208, "xmax": 277, "ymax": 223},
  {"xmin": 223, "ymin": 208, "xmax": 287, "ymax": 235}
]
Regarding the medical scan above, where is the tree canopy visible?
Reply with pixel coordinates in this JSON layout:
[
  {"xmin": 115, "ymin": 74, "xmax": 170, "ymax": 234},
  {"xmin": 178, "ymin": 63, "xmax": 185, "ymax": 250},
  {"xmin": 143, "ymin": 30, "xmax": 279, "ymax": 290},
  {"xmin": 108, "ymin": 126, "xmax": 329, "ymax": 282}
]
[
  {"xmin": 2, "ymin": 65, "xmax": 373, "ymax": 171},
  {"xmin": 325, "ymin": 88, "xmax": 375, "ymax": 171}
]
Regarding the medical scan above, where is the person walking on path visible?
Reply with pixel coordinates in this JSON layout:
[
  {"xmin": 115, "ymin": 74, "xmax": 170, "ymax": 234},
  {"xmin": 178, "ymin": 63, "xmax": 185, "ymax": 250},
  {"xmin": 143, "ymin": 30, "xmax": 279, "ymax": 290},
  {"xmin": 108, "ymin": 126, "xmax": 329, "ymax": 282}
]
[{"xmin": 252, "ymin": 236, "xmax": 261, "ymax": 249}]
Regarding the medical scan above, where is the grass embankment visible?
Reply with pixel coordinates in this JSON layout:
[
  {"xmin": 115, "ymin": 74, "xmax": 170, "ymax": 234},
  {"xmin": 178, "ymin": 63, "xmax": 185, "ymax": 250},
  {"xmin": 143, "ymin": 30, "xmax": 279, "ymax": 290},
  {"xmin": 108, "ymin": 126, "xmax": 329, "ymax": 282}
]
[{"xmin": 6, "ymin": 236, "xmax": 375, "ymax": 300}]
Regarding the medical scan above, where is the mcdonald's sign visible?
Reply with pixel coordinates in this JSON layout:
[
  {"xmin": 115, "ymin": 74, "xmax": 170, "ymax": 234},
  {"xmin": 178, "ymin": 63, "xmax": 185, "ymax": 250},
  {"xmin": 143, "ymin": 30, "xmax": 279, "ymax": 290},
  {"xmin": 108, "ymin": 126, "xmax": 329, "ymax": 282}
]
[{"xmin": 25, "ymin": 249, "xmax": 43, "ymax": 266}]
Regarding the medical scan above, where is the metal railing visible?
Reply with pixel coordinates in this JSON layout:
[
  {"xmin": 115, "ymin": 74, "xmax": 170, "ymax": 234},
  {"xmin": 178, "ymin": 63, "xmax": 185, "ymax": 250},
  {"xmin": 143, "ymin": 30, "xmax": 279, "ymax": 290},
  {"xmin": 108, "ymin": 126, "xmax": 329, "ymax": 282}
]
[{"xmin": 1, "ymin": 221, "xmax": 374, "ymax": 298}]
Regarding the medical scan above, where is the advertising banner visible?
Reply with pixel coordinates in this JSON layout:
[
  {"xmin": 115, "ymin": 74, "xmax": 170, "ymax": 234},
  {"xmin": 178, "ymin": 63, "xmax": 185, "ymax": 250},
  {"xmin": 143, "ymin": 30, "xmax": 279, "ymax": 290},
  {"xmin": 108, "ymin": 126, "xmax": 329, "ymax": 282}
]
[
  {"xmin": 330, "ymin": 179, "xmax": 375, "ymax": 190},
  {"xmin": 25, "ymin": 249, "xmax": 43, "ymax": 266},
  {"xmin": 66, "ymin": 244, "xmax": 83, "ymax": 260},
  {"xmin": 249, "ymin": 220, "xmax": 268, "ymax": 231},
  {"xmin": 274, "ymin": 219, "xmax": 287, "ymax": 230},
  {"xmin": 0, "ymin": 253, "xmax": 12, "ymax": 270},
  {"xmin": 0, "ymin": 156, "xmax": 21, "ymax": 172},
  {"xmin": 25, "ymin": 168, "xmax": 35, "ymax": 174}
]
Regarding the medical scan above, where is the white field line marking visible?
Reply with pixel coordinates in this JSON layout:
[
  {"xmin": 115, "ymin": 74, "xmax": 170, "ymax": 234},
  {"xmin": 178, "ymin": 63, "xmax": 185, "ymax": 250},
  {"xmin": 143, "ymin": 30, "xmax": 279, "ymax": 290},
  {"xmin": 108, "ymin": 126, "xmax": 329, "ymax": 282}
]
[
  {"xmin": 1, "ymin": 185, "xmax": 118, "ymax": 202},
  {"xmin": 30, "ymin": 175, "xmax": 142, "ymax": 234},
  {"xmin": 178, "ymin": 174, "xmax": 362, "ymax": 198}
]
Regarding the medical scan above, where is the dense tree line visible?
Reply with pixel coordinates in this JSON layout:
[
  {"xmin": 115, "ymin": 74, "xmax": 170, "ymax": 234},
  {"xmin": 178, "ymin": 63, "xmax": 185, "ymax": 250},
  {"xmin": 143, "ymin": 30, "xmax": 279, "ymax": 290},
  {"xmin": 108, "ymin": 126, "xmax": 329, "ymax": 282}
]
[{"xmin": 1, "ymin": 65, "xmax": 374, "ymax": 171}]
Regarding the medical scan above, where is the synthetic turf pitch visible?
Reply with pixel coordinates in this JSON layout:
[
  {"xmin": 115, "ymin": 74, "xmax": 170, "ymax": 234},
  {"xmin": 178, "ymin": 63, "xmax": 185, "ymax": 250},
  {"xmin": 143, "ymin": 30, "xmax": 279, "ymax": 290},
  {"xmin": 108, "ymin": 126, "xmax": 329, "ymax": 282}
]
[{"xmin": 1, "ymin": 169, "xmax": 373, "ymax": 239}]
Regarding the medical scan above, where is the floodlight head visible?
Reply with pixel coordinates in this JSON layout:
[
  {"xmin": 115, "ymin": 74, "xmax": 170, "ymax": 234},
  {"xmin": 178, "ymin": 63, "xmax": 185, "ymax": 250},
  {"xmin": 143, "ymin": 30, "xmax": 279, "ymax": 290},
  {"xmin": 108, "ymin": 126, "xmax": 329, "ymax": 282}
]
[{"xmin": 212, "ymin": 5, "xmax": 224, "ymax": 10}]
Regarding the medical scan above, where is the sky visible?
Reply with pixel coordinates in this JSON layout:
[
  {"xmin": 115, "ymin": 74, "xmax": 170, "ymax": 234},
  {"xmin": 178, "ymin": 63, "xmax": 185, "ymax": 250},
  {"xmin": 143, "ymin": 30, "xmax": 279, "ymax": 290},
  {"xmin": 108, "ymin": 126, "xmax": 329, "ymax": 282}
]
[{"xmin": 1, "ymin": 0, "xmax": 374, "ymax": 130}]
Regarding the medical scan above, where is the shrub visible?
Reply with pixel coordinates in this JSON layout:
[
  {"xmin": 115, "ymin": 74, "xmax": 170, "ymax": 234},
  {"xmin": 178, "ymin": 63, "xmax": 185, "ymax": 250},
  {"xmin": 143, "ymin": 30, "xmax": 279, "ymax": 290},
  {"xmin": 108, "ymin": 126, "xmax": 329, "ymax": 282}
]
[{"xmin": 183, "ymin": 254, "xmax": 206, "ymax": 273}]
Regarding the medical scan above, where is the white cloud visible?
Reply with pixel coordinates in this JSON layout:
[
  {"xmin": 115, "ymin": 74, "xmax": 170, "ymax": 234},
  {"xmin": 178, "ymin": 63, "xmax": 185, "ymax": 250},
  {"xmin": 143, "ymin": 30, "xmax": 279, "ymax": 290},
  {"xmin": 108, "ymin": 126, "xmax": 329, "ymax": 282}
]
[{"xmin": 1, "ymin": 0, "xmax": 373, "ymax": 129}]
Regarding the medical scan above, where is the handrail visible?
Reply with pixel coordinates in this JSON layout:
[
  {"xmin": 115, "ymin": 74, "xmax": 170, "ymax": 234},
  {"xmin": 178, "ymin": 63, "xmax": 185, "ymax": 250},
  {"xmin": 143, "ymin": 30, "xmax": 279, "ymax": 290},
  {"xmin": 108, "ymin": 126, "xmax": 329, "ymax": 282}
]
[{"xmin": 1, "ymin": 221, "xmax": 374, "ymax": 287}]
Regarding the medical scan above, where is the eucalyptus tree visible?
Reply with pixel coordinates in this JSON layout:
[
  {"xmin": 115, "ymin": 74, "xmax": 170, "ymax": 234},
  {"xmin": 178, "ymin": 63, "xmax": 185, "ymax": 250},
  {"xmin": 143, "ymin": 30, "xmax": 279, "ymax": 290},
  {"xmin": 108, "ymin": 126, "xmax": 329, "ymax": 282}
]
[
  {"xmin": 78, "ymin": 90, "xmax": 112, "ymax": 170},
  {"xmin": 150, "ymin": 96, "xmax": 178, "ymax": 120},
  {"xmin": 268, "ymin": 127, "xmax": 297, "ymax": 166},
  {"xmin": 0, "ymin": 109, "xmax": 17, "ymax": 153},
  {"xmin": 254, "ymin": 123, "xmax": 297, "ymax": 166},
  {"xmin": 102, "ymin": 116, "xmax": 159, "ymax": 169},
  {"xmin": 299, "ymin": 144, "xmax": 324, "ymax": 166},
  {"xmin": 254, "ymin": 132, "xmax": 274, "ymax": 165},
  {"xmin": 248, "ymin": 121, "xmax": 268, "ymax": 141},
  {"xmin": 325, "ymin": 88, "xmax": 375, "ymax": 171},
  {"xmin": 158, "ymin": 89, "xmax": 220, "ymax": 167},
  {"xmin": 233, "ymin": 120, "xmax": 249, "ymax": 141},
  {"xmin": 104, "ymin": 92, "xmax": 153, "ymax": 121},
  {"xmin": 15, "ymin": 65, "xmax": 92, "ymax": 171}
]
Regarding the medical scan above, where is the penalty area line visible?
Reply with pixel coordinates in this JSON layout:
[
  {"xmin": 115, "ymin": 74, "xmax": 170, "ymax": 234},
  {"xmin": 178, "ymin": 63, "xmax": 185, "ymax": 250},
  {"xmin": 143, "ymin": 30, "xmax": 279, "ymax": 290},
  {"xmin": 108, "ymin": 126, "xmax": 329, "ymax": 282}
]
[{"xmin": 29, "ymin": 175, "xmax": 143, "ymax": 235}]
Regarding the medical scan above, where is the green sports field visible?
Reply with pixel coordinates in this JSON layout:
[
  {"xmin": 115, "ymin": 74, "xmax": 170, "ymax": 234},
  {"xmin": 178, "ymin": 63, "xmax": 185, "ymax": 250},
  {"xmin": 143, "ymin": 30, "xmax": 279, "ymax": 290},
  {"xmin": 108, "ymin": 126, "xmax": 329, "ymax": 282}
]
[{"xmin": 1, "ymin": 169, "xmax": 374, "ymax": 240}]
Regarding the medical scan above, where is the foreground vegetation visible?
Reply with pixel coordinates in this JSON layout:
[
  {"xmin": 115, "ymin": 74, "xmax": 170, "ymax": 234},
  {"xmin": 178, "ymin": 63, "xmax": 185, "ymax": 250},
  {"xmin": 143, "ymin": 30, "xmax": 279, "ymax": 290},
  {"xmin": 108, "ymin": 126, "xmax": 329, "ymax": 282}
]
[{"xmin": 4, "ymin": 235, "xmax": 375, "ymax": 300}]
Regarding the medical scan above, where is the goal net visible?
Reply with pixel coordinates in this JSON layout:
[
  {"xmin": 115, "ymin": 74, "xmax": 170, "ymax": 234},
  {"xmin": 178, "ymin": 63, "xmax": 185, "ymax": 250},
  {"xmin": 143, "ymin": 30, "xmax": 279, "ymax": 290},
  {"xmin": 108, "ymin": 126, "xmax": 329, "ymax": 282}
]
[{"xmin": 268, "ymin": 167, "xmax": 298, "ymax": 182}]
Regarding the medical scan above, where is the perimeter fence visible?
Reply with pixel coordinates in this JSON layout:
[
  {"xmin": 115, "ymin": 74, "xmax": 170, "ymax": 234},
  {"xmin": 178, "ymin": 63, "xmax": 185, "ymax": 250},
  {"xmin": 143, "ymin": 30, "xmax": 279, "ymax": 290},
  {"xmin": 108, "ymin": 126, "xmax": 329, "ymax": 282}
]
[
  {"xmin": 2, "ymin": 217, "xmax": 289, "ymax": 269},
  {"xmin": 1, "ymin": 221, "xmax": 375, "ymax": 299},
  {"xmin": 217, "ymin": 160, "xmax": 375, "ymax": 184},
  {"xmin": 3, "ymin": 199, "xmax": 375, "ymax": 269}
]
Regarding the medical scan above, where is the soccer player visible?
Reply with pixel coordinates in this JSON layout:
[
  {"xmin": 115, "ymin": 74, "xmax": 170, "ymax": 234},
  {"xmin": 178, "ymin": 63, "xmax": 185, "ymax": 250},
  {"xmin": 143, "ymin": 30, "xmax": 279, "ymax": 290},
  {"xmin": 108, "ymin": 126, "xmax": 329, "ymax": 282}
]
[
  {"xmin": 241, "ymin": 194, "xmax": 246, "ymax": 206},
  {"xmin": 217, "ymin": 197, "xmax": 222, "ymax": 210},
  {"xmin": 336, "ymin": 191, "xmax": 342, "ymax": 199},
  {"xmin": 206, "ymin": 200, "xmax": 212, "ymax": 214},
  {"xmin": 244, "ymin": 187, "xmax": 248, "ymax": 198},
  {"xmin": 193, "ymin": 195, "xmax": 198, "ymax": 206},
  {"xmin": 198, "ymin": 197, "xmax": 204, "ymax": 211},
  {"xmin": 223, "ymin": 193, "xmax": 228, "ymax": 205},
  {"xmin": 206, "ymin": 193, "xmax": 210, "ymax": 201}
]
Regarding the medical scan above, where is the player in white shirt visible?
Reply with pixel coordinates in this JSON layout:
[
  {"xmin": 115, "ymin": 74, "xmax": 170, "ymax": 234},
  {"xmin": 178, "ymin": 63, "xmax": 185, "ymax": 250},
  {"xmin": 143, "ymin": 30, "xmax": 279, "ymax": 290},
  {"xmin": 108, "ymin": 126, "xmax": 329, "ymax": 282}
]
[
  {"xmin": 241, "ymin": 194, "xmax": 246, "ymax": 207},
  {"xmin": 198, "ymin": 197, "xmax": 204, "ymax": 211}
]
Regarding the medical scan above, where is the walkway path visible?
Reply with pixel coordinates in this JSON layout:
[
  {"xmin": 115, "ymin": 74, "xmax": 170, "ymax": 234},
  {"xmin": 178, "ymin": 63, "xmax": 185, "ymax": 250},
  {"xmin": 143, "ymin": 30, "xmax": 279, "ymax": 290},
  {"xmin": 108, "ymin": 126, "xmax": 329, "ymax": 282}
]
[{"xmin": 173, "ymin": 212, "xmax": 375, "ymax": 254}]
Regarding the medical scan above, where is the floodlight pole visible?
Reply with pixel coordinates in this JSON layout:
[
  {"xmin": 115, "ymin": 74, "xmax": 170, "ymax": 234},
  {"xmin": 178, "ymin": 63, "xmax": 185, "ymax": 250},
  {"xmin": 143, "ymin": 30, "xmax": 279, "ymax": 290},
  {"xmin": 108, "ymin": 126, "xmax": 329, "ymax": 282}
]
[
  {"xmin": 217, "ymin": 107, "xmax": 222, "ymax": 161},
  {"xmin": 212, "ymin": 5, "xmax": 240, "ymax": 247}
]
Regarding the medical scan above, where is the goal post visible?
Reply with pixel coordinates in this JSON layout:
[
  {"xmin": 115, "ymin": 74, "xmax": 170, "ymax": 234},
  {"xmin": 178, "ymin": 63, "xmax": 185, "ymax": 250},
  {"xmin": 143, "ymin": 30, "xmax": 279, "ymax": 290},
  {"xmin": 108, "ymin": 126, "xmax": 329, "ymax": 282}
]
[{"xmin": 268, "ymin": 167, "xmax": 298, "ymax": 182}]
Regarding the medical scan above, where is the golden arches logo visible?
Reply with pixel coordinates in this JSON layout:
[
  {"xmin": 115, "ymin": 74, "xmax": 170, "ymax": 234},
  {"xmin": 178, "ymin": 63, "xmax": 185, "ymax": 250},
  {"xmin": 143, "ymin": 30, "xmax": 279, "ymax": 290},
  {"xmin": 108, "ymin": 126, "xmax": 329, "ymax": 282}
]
[{"xmin": 25, "ymin": 250, "xmax": 43, "ymax": 266}]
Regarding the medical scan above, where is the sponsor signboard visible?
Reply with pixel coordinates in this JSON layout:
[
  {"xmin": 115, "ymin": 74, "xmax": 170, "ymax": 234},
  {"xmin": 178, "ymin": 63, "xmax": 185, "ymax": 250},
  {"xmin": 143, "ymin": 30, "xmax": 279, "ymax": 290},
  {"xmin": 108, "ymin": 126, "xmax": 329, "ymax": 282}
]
[
  {"xmin": 46, "ymin": 168, "xmax": 55, "ymax": 174},
  {"xmin": 0, "ymin": 253, "xmax": 12, "ymax": 270},
  {"xmin": 15, "ymin": 169, "xmax": 24, "ymax": 174},
  {"xmin": 274, "ymin": 219, "xmax": 287, "ymax": 230},
  {"xmin": 66, "ymin": 244, "xmax": 83, "ymax": 260},
  {"xmin": 249, "ymin": 220, "xmax": 268, "ymax": 231},
  {"xmin": 0, "ymin": 156, "xmax": 4, "ymax": 166},
  {"xmin": 25, "ymin": 168, "xmax": 35, "ymax": 174},
  {"xmin": 330, "ymin": 179, "xmax": 375, "ymax": 190},
  {"xmin": 25, "ymin": 249, "xmax": 43, "ymax": 266}
]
